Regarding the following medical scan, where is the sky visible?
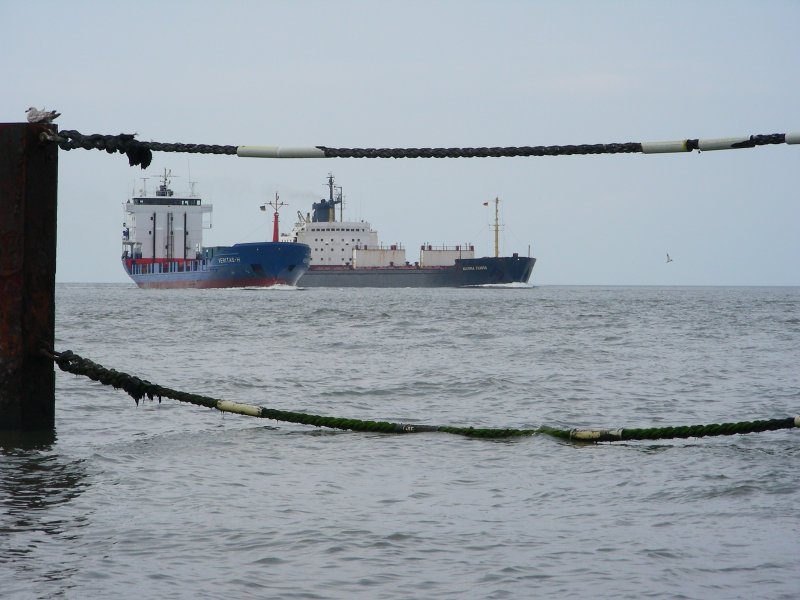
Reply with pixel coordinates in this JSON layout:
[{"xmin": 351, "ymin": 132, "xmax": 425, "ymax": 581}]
[{"xmin": 2, "ymin": 0, "xmax": 798, "ymax": 285}]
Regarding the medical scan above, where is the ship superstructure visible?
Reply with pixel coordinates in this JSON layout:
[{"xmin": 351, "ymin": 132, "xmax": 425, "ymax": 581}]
[{"xmin": 122, "ymin": 171, "xmax": 211, "ymax": 265}]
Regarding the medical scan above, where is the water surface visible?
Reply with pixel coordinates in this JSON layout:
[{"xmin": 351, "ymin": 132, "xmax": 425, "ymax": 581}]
[{"xmin": 2, "ymin": 284, "xmax": 798, "ymax": 598}]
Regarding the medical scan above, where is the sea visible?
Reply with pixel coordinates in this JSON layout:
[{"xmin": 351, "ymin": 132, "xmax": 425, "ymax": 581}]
[{"xmin": 2, "ymin": 284, "xmax": 799, "ymax": 599}]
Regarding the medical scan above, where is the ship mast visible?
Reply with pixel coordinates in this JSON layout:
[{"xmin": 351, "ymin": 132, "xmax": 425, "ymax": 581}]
[
  {"xmin": 324, "ymin": 173, "xmax": 344, "ymax": 222},
  {"xmin": 262, "ymin": 192, "xmax": 286, "ymax": 242},
  {"xmin": 336, "ymin": 183, "xmax": 344, "ymax": 221},
  {"xmin": 492, "ymin": 197, "xmax": 500, "ymax": 258},
  {"xmin": 327, "ymin": 173, "xmax": 336, "ymax": 222}
]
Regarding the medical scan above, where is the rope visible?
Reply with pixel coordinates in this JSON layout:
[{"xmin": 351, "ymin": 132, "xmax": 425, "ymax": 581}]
[
  {"xmin": 40, "ymin": 129, "xmax": 799, "ymax": 169},
  {"xmin": 316, "ymin": 133, "xmax": 790, "ymax": 158},
  {"xmin": 41, "ymin": 130, "xmax": 239, "ymax": 169},
  {"xmin": 45, "ymin": 349, "xmax": 799, "ymax": 443}
]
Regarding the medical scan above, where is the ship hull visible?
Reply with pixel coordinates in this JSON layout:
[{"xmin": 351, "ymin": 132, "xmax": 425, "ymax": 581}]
[
  {"xmin": 122, "ymin": 242, "xmax": 310, "ymax": 289},
  {"xmin": 298, "ymin": 256, "xmax": 535, "ymax": 288}
]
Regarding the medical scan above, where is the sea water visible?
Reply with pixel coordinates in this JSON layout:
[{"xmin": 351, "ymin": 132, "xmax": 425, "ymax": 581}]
[{"xmin": 2, "ymin": 284, "xmax": 799, "ymax": 599}]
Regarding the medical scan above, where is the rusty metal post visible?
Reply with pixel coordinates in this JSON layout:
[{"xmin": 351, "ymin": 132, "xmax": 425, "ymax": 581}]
[{"xmin": 0, "ymin": 123, "xmax": 58, "ymax": 431}]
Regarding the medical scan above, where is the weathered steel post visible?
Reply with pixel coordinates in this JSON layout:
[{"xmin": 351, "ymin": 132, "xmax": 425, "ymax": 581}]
[{"xmin": 0, "ymin": 123, "xmax": 58, "ymax": 431}]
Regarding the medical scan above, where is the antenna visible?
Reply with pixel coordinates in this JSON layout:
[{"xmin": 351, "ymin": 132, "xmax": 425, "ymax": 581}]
[
  {"xmin": 268, "ymin": 191, "xmax": 287, "ymax": 214},
  {"xmin": 187, "ymin": 158, "xmax": 197, "ymax": 196}
]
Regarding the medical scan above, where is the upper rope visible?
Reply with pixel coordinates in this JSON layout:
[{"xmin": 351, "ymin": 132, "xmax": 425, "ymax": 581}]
[{"xmin": 41, "ymin": 129, "xmax": 799, "ymax": 169}]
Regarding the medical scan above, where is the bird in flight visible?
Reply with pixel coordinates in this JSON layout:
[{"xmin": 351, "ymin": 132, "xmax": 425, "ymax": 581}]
[
  {"xmin": 26, "ymin": 106, "xmax": 61, "ymax": 123},
  {"xmin": 666, "ymin": 253, "xmax": 673, "ymax": 263}
]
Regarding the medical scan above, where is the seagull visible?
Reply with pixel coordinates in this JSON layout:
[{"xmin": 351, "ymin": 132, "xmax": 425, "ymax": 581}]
[
  {"xmin": 666, "ymin": 253, "xmax": 673, "ymax": 263},
  {"xmin": 26, "ymin": 106, "xmax": 61, "ymax": 123}
]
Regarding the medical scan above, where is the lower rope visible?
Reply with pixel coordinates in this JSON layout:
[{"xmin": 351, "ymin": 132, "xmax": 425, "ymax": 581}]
[{"xmin": 46, "ymin": 349, "xmax": 799, "ymax": 443}]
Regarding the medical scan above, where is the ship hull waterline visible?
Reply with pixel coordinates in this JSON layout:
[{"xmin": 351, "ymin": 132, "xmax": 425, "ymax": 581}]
[{"xmin": 123, "ymin": 242, "xmax": 311, "ymax": 289}]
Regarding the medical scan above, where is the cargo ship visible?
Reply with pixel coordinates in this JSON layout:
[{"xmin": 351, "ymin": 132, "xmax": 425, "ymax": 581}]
[
  {"xmin": 121, "ymin": 171, "xmax": 310, "ymax": 289},
  {"xmin": 284, "ymin": 175, "xmax": 535, "ymax": 287}
]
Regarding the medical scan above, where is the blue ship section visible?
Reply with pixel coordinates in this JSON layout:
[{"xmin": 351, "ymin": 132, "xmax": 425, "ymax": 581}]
[
  {"xmin": 450, "ymin": 256, "xmax": 535, "ymax": 286},
  {"xmin": 123, "ymin": 242, "xmax": 310, "ymax": 289},
  {"xmin": 298, "ymin": 256, "xmax": 535, "ymax": 288}
]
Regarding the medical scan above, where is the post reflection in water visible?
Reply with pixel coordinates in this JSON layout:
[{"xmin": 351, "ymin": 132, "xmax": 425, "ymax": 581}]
[{"xmin": 0, "ymin": 431, "xmax": 90, "ymax": 595}]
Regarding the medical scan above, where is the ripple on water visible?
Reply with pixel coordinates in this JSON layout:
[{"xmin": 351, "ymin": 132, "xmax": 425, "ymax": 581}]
[{"xmin": 2, "ymin": 285, "xmax": 798, "ymax": 599}]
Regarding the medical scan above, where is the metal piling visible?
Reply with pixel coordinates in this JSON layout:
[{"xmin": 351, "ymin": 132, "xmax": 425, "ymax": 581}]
[{"xmin": 0, "ymin": 123, "xmax": 58, "ymax": 431}]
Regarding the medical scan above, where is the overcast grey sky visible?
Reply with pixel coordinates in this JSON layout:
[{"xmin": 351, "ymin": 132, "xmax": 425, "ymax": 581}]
[{"xmin": 3, "ymin": 1, "xmax": 798, "ymax": 285}]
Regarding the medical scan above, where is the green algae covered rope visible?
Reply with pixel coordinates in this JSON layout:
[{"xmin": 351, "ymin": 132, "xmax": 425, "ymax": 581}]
[{"xmin": 48, "ymin": 349, "xmax": 799, "ymax": 443}]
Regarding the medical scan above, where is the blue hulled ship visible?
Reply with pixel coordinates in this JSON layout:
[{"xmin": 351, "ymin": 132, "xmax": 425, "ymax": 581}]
[
  {"xmin": 121, "ymin": 171, "xmax": 310, "ymax": 289},
  {"xmin": 284, "ymin": 175, "xmax": 535, "ymax": 288}
]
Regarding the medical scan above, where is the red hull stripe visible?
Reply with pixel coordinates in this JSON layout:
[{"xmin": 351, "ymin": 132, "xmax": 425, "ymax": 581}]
[{"xmin": 132, "ymin": 277, "xmax": 287, "ymax": 289}]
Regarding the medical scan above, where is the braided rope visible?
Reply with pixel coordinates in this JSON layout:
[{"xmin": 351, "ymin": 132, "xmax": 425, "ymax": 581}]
[
  {"xmin": 315, "ymin": 143, "xmax": 643, "ymax": 158},
  {"xmin": 46, "ymin": 349, "xmax": 799, "ymax": 443},
  {"xmin": 42, "ymin": 130, "xmax": 239, "ymax": 169},
  {"xmin": 41, "ymin": 130, "xmax": 796, "ymax": 169}
]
